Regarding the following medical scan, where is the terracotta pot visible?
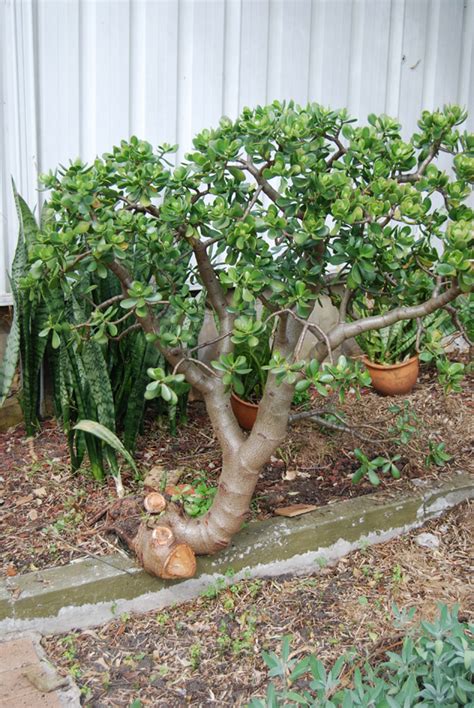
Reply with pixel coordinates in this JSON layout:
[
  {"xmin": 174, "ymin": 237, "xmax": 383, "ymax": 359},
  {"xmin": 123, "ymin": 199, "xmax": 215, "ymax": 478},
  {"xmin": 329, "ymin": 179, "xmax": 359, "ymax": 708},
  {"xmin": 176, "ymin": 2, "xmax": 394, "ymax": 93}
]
[
  {"xmin": 362, "ymin": 355, "xmax": 419, "ymax": 396},
  {"xmin": 165, "ymin": 483, "xmax": 196, "ymax": 497},
  {"xmin": 230, "ymin": 391, "xmax": 259, "ymax": 430}
]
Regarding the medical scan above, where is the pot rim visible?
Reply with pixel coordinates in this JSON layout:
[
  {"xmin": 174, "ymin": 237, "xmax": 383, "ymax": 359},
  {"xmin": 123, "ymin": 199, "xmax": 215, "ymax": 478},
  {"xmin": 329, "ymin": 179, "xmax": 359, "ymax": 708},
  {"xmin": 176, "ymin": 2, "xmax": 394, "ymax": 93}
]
[
  {"xmin": 230, "ymin": 391, "xmax": 260, "ymax": 409},
  {"xmin": 361, "ymin": 354, "xmax": 419, "ymax": 371}
]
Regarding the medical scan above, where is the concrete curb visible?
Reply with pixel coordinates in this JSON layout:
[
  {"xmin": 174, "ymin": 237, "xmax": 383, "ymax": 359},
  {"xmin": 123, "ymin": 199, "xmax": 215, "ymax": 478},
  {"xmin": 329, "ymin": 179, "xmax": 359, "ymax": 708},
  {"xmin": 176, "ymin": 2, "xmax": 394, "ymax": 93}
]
[
  {"xmin": 1, "ymin": 471, "xmax": 472, "ymax": 637},
  {"xmin": 0, "ymin": 396, "xmax": 22, "ymax": 432}
]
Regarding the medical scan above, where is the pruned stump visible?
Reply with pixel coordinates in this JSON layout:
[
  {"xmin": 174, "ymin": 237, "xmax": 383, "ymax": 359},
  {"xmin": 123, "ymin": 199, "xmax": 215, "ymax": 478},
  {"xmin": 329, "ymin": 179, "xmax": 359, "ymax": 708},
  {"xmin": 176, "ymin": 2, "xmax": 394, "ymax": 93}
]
[
  {"xmin": 143, "ymin": 492, "xmax": 167, "ymax": 513},
  {"xmin": 106, "ymin": 495, "xmax": 197, "ymax": 580}
]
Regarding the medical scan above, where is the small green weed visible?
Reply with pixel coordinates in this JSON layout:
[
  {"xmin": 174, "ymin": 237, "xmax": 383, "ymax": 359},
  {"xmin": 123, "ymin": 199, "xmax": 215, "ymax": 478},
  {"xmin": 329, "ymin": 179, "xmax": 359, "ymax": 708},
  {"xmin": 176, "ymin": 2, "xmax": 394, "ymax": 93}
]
[
  {"xmin": 425, "ymin": 441, "xmax": 453, "ymax": 467},
  {"xmin": 351, "ymin": 448, "xmax": 401, "ymax": 486},
  {"xmin": 189, "ymin": 642, "xmax": 201, "ymax": 670}
]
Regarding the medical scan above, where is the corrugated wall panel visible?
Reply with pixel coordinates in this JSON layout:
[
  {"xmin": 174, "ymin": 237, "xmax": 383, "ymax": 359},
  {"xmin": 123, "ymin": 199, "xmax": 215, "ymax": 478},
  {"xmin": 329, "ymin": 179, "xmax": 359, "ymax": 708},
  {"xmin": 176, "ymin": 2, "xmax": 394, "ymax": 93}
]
[{"xmin": 0, "ymin": 0, "xmax": 473, "ymax": 303}]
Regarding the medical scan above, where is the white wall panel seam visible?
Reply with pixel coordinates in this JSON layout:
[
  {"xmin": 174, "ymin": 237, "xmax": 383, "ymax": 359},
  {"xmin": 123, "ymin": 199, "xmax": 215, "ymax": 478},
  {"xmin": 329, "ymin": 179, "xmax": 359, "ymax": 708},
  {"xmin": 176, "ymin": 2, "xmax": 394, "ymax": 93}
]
[
  {"xmin": 385, "ymin": 0, "xmax": 406, "ymax": 117},
  {"xmin": 347, "ymin": 0, "xmax": 364, "ymax": 117},
  {"xmin": 421, "ymin": 0, "xmax": 440, "ymax": 110},
  {"xmin": 458, "ymin": 0, "xmax": 473, "ymax": 109}
]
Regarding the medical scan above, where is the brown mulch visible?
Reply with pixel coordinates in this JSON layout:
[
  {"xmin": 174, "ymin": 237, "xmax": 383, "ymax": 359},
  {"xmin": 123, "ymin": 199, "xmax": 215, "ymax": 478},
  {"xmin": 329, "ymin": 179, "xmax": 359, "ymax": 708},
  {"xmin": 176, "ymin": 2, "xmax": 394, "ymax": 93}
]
[
  {"xmin": 1, "ymin": 367, "xmax": 472, "ymax": 576},
  {"xmin": 0, "ymin": 419, "xmax": 132, "ymax": 577},
  {"xmin": 42, "ymin": 501, "xmax": 474, "ymax": 706}
]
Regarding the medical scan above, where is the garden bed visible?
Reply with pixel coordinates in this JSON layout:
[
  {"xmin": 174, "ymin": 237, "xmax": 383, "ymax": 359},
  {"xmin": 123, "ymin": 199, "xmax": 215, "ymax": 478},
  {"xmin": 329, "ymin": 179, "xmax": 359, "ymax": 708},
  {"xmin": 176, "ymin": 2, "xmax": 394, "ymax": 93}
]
[
  {"xmin": 1, "ymin": 367, "xmax": 472, "ymax": 577},
  {"xmin": 41, "ymin": 501, "xmax": 473, "ymax": 706}
]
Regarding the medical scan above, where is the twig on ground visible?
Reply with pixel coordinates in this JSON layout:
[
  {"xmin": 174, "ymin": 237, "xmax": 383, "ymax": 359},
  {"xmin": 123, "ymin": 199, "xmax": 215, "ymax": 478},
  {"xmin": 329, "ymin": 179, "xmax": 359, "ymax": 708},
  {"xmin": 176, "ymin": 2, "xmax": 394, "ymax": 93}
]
[{"xmin": 42, "ymin": 531, "xmax": 136, "ymax": 576}]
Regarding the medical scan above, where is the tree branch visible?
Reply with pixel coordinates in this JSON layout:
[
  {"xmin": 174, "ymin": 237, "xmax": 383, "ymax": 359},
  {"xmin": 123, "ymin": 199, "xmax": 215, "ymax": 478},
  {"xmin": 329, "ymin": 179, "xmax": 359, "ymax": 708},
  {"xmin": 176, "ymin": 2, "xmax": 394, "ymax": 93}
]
[
  {"xmin": 191, "ymin": 240, "xmax": 228, "ymax": 320},
  {"xmin": 266, "ymin": 308, "xmax": 334, "ymax": 363},
  {"xmin": 338, "ymin": 287, "xmax": 353, "ymax": 324},
  {"xmin": 241, "ymin": 185, "xmax": 263, "ymax": 220},
  {"xmin": 117, "ymin": 194, "xmax": 161, "ymax": 218},
  {"xmin": 312, "ymin": 281, "xmax": 461, "ymax": 361},
  {"xmin": 190, "ymin": 239, "xmax": 234, "ymax": 356},
  {"xmin": 240, "ymin": 157, "xmax": 282, "ymax": 205},
  {"xmin": 64, "ymin": 250, "xmax": 93, "ymax": 273},
  {"xmin": 106, "ymin": 259, "xmax": 214, "ymax": 393},
  {"xmin": 397, "ymin": 141, "xmax": 441, "ymax": 184},
  {"xmin": 290, "ymin": 411, "xmax": 390, "ymax": 443},
  {"xmin": 110, "ymin": 323, "xmax": 141, "ymax": 341},
  {"xmin": 106, "ymin": 260, "xmax": 134, "ymax": 290},
  {"xmin": 324, "ymin": 132, "xmax": 347, "ymax": 167},
  {"xmin": 95, "ymin": 294, "xmax": 124, "ymax": 310},
  {"xmin": 443, "ymin": 303, "xmax": 473, "ymax": 347}
]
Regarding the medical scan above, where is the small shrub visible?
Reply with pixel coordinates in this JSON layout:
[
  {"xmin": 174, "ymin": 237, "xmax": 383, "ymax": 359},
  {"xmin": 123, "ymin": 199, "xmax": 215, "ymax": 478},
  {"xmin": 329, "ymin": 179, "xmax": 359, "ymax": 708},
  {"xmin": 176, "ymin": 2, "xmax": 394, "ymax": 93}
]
[
  {"xmin": 249, "ymin": 604, "xmax": 474, "ymax": 707},
  {"xmin": 351, "ymin": 448, "xmax": 401, "ymax": 486}
]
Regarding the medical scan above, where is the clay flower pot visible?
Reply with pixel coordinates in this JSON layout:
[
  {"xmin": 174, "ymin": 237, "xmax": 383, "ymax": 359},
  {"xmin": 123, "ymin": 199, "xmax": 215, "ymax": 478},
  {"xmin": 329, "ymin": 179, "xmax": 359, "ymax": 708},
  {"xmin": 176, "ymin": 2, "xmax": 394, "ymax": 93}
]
[
  {"xmin": 164, "ymin": 484, "xmax": 196, "ymax": 497},
  {"xmin": 230, "ymin": 391, "xmax": 259, "ymax": 430},
  {"xmin": 362, "ymin": 355, "xmax": 419, "ymax": 396}
]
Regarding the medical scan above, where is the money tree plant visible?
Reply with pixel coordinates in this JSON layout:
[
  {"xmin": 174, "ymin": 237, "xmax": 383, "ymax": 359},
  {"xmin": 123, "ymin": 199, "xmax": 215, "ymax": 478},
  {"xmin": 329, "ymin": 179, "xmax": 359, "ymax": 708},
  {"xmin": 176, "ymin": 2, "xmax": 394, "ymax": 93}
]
[{"xmin": 27, "ymin": 101, "xmax": 472, "ymax": 578}]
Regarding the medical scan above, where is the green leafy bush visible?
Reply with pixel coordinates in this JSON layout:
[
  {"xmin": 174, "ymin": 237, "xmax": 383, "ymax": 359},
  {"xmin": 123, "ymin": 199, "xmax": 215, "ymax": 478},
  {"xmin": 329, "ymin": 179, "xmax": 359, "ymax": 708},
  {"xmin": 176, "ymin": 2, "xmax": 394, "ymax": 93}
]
[
  {"xmin": 250, "ymin": 604, "xmax": 474, "ymax": 707},
  {"xmin": 351, "ymin": 448, "xmax": 401, "ymax": 486},
  {"xmin": 1, "ymin": 101, "xmax": 472, "ymax": 566},
  {"xmin": 170, "ymin": 478, "xmax": 218, "ymax": 518}
]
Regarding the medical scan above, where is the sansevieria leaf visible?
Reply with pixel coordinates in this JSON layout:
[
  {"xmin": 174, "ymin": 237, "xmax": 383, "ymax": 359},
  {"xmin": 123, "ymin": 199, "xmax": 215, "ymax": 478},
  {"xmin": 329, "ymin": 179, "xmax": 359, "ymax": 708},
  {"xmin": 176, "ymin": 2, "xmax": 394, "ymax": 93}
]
[
  {"xmin": 0, "ymin": 311, "xmax": 20, "ymax": 407},
  {"xmin": 81, "ymin": 340, "xmax": 116, "ymax": 432},
  {"xmin": 73, "ymin": 420, "xmax": 138, "ymax": 474}
]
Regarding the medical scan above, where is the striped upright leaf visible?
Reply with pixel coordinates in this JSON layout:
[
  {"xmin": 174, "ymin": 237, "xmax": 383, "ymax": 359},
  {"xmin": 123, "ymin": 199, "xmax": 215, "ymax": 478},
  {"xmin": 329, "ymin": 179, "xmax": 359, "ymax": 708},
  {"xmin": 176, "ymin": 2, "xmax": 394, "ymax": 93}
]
[{"xmin": 0, "ymin": 310, "xmax": 20, "ymax": 407}]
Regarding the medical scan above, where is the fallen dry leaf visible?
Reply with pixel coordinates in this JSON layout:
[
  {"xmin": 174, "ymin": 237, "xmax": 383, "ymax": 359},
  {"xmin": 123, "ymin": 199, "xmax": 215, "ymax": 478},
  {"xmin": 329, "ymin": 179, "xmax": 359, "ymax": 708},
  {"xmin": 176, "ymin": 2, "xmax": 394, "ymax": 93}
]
[
  {"xmin": 33, "ymin": 487, "xmax": 47, "ymax": 498},
  {"xmin": 274, "ymin": 503, "xmax": 318, "ymax": 517},
  {"xmin": 16, "ymin": 495, "xmax": 33, "ymax": 506},
  {"xmin": 283, "ymin": 469, "xmax": 298, "ymax": 481}
]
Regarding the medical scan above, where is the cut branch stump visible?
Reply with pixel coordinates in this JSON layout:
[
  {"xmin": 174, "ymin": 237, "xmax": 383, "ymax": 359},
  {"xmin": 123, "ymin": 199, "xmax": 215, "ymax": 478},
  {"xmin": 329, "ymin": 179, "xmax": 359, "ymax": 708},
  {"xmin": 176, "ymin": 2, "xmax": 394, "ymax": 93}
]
[{"xmin": 106, "ymin": 495, "xmax": 196, "ymax": 579}]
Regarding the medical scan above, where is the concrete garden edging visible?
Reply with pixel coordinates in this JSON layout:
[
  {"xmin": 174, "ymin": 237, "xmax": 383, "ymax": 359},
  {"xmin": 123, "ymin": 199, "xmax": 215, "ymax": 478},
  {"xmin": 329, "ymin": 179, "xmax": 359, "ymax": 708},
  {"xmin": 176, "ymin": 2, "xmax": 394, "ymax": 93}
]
[
  {"xmin": 1, "ymin": 471, "xmax": 472, "ymax": 638},
  {"xmin": 0, "ymin": 396, "xmax": 23, "ymax": 432}
]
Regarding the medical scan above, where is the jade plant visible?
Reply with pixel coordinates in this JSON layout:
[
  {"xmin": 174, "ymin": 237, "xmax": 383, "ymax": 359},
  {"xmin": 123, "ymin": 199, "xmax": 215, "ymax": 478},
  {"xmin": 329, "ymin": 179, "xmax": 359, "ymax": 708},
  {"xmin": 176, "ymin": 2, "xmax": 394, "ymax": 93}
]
[{"xmin": 13, "ymin": 101, "xmax": 473, "ymax": 578}]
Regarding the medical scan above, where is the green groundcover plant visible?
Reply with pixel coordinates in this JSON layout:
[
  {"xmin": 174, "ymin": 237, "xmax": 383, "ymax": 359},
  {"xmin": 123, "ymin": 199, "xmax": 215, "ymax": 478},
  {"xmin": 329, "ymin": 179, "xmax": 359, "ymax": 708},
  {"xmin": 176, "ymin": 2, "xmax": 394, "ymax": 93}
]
[
  {"xmin": 249, "ymin": 604, "xmax": 474, "ymax": 707},
  {"xmin": 1, "ymin": 101, "xmax": 472, "ymax": 576}
]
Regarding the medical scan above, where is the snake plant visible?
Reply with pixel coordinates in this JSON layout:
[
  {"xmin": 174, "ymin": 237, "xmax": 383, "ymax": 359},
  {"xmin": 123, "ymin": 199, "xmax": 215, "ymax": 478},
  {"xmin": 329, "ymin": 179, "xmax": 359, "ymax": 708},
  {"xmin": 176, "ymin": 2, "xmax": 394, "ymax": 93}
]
[{"xmin": 356, "ymin": 309, "xmax": 454, "ymax": 365}]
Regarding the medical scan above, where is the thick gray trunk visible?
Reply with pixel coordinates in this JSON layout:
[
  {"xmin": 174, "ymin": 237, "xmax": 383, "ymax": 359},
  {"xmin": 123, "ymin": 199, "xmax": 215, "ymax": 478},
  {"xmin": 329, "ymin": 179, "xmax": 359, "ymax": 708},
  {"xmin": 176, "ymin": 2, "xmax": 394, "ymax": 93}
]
[{"xmin": 166, "ymin": 375, "xmax": 295, "ymax": 554}]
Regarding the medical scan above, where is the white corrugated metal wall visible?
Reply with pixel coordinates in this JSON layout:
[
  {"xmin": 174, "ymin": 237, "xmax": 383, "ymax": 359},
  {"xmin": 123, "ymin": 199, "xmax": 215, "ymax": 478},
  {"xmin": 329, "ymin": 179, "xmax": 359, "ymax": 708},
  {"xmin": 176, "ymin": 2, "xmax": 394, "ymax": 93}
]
[{"xmin": 0, "ymin": 0, "xmax": 473, "ymax": 303}]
